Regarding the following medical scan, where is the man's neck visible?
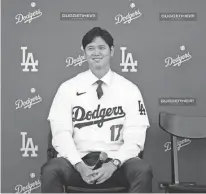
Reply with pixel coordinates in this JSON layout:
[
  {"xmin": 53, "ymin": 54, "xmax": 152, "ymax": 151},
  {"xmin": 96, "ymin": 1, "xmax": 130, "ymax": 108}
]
[{"xmin": 91, "ymin": 67, "xmax": 110, "ymax": 79}]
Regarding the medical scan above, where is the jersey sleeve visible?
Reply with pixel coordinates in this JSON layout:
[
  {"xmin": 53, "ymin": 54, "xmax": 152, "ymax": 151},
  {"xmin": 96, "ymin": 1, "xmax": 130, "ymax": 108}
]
[
  {"xmin": 130, "ymin": 86, "xmax": 150, "ymax": 128},
  {"xmin": 114, "ymin": 85, "xmax": 150, "ymax": 164},
  {"xmin": 48, "ymin": 82, "xmax": 72, "ymax": 122},
  {"xmin": 48, "ymin": 82, "xmax": 82, "ymax": 166}
]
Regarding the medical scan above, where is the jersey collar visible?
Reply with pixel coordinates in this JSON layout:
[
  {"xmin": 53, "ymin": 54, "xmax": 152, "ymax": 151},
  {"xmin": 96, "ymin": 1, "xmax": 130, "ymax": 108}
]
[{"xmin": 87, "ymin": 69, "xmax": 113, "ymax": 86}]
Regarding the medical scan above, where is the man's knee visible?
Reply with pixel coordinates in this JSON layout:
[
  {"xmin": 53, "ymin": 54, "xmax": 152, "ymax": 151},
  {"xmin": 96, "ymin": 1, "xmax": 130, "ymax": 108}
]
[
  {"xmin": 41, "ymin": 158, "xmax": 66, "ymax": 177},
  {"xmin": 124, "ymin": 158, "xmax": 153, "ymax": 177},
  {"xmin": 137, "ymin": 160, "xmax": 152, "ymax": 176}
]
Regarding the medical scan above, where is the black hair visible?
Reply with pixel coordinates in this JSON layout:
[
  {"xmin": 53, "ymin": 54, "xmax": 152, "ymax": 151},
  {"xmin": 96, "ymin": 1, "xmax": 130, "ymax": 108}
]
[{"xmin": 82, "ymin": 27, "xmax": 114, "ymax": 50}]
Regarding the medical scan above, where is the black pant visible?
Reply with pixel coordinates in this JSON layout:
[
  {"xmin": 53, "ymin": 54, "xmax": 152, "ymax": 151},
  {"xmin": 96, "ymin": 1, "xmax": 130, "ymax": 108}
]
[{"xmin": 40, "ymin": 153, "xmax": 153, "ymax": 193}]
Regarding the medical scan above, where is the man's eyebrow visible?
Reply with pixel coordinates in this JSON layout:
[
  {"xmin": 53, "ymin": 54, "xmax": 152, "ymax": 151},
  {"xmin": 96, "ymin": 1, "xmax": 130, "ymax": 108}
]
[
  {"xmin": 87, "ymin": 45, "xmax": 94, "ymax": 48},
  {"xmin": 87, "ymin": 44, "xmax": 106, "ymax": 48}
]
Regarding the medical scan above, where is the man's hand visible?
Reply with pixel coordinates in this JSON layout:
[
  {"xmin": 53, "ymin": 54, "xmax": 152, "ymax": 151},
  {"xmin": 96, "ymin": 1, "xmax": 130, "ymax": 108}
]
[
  {"xmin": 93, "ymin": 161, "xmax": 117, "ymax": 184},
  {"xmin": 75, "ymin": 162, "xmax": 96, "ymax": 184}
]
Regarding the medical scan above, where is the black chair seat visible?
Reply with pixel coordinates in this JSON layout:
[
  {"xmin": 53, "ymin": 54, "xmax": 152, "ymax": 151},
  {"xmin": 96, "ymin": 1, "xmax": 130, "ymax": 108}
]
[
  {"xmin": 167, "ymin": 183, "xmax": 206, "ymax": 193},
  {"xmin": 66, "ymin": 186, "xmax": 127, "ymax": 193}
]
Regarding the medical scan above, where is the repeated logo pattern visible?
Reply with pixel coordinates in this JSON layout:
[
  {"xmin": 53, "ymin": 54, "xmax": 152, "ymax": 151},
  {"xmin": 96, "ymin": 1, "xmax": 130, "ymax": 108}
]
[
  {"xmin": 120, "ymin": 47, "xmax": 138, "ymax": 72},
  {"xmin": 165, "ymin": 45, "xmax": 192, "ymax": 67},
  {"xmin": 20, "ymin": 132, "xmax": 38, "ymax": 157},
  {"xmin": 15, "ymin": 88, "xmax": 42, "ymax": 110},
  {"xmin": 164, "ymin": 139, "xmax": 192, "ymax": 152},
  {"xmin": 21, "ymin": 47, "xmax": 39, "ymax": 72},
  {"xmin": 115, "ymin": 3, "xmax": 142, "ymax": 24},
  {"xmin": 14, "ymin": 173, "xmax": 41, "ymax": 193},
  {"xmin": 15, "ymin": 2, "xmax": 42, "ymax": 24}
]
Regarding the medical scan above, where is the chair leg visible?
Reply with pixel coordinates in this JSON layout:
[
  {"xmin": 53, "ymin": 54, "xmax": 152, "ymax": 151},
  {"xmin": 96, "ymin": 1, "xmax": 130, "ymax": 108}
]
[
  {"xmin": 63, "ymin": 185, "xmax": 66, "ymax": 193},
  {"xmin": 165, "ymin": 186, "xmax": 170, "ymax": 193}
]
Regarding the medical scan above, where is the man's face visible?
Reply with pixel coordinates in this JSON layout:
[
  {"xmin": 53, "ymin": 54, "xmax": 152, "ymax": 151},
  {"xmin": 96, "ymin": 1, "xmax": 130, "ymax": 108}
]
[{"xmin": 84, "ymin": 36, "xmax": 114, "ymax": 71}]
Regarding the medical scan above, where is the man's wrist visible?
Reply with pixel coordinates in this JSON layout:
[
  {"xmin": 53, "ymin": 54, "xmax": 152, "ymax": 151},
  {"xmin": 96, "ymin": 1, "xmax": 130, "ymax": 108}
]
[
  {"xmin": 111, "ymin": 159, "xmax": 121, "ymax": 168},
  {"xmin": 108, "ymin": 161, "xmax": 118, "ymax": 171}
]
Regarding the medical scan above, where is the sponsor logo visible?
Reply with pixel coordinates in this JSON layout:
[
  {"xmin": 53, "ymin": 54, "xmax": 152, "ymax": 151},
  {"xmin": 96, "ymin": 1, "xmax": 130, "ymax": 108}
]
[
  {"xmin": 165, "ymin": 45, "xmax": 192, "ymax": 67},
  {"xmin": 21, "ymin": 47, "xmax": 39, "ymax": 72},
  {"xmin": 15, "ymin": 88, "xmax": 42, "ymax": 110},
  {"xmin": 159, "ymin": 98, "xmax": 196, "ymax": 106},
  {"xmin": 164, "ymin": 138, "xmax": 191, "ymax": 152},
  {"xmin": 15, "ymin": 173, "xmax": 41, "ymax": 193},
  {"xmin": 120, "ymin": 47, "xmax": 138, "ymax": 72},
  {"xmin": 20, "ymin": 132, "xmax": 38, "ymax": 157},
  {"xmin": 76, "ymin": 92, "xmax": 86, "ymax": 96},
  {"xmin": 160, "ymin": 13, "xmax": 197, "ymax": 21},
  {"xmin": 60, "ymin": 12, "xmax": 98, "ymax": 20},
  {"xmin": 66, "ymin": 54, "xmax": 87, "ymax": 67},
  {"xmin": 115, "ymin": 2, "xmax": 142, "ymax": 24},
  {"xmin": 15, "ymin": 2, "xmax": 42, "ymax": 24},
  {"xmin": 72, "ymin": 105, "xmax": 125, "ymax": 129}
]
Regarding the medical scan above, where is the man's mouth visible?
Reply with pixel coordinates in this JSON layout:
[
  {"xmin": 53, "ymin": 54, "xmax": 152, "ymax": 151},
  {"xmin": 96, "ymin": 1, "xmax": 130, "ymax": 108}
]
[{"xmin": 93, "ymin": 58, "xmax": 102, "ymax": 62}]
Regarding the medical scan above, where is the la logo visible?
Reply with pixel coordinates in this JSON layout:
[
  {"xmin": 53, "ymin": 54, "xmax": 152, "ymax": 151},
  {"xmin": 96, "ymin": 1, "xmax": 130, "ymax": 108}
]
[
  {"xmin": 138, "ymin": 100, "xmax": 146, "ymax": 115},
  {"xmin": 20, "ymin": 132, "xmax": 38, "ymax": 157},
  {"xmin": 21, "ymin": 47, "xmax": 38, "ymax": 72},
  {"xmin": 120, "ymin": 47, "xmax": 138, "ymax": 72}
]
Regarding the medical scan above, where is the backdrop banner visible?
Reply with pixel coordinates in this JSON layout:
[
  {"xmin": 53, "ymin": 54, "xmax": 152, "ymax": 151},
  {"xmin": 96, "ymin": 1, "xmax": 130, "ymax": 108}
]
[{"xmin": 1, "ymin": 0, "xmax": 206, "ymax": 193}]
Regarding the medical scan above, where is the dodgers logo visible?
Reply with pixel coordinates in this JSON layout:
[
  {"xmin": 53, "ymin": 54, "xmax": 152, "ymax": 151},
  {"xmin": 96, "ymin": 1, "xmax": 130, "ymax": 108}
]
[
  {"xmin": 115, "ymin": 3, "xmax": 142, "ymax": 24},
  {"xmin": 66, "ymin": 55, "xmax": 87, "ymax": 67},
  {"xmin": 20, "ymin": 132, "xmax": 38, "ymax": 157},
  {"xmin": 15, "ymin": 88, "xmax": 42, "ymax": 110},
  {"xmin": 15, "ymin": 7, "xmax": 42, "ymax": 24},
  {"xmin": 72, "ymin": 105, "xmax": 125, "ymax": 129},
  {"xmin": 164, "ymin": 138, "xmax": 191, "ymax": 152},
  {"xmin": 165, "ymin": 45, "xmax": 192, "ymax": 67},
  {"xmin": 14, "ymin": 173, "xmax": 41, "ymax": 193},
  {"xmin": 138, "ymin": 100, "xmax": 146, "ymax": 115},
  {"xmin": 120, "ymin": 47, "xmax": 138, "ymax": 72},
  {"xmin": 21, "ymin": 47, "xmax": 38, "ymax": 72}
]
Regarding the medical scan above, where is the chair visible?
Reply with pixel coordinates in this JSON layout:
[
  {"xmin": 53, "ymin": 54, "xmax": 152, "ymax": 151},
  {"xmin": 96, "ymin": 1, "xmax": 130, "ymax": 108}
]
[
  {"xmin": 47, "ymin": 130, "xmax": 143, "ymax": 193},
  {"xmin": 159, "ymin": 112, "xmax": 206, "ymax": 193}
]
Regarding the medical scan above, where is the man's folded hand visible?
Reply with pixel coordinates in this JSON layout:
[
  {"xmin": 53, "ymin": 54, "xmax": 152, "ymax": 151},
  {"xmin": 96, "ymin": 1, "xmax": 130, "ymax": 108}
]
[
  {"xmin": 75, "ymin": 161, "xmax": 96, "ymax": 184},
  {"xmin": 92, "ymin": 161, "xmax": 117, "ymax": 184}
]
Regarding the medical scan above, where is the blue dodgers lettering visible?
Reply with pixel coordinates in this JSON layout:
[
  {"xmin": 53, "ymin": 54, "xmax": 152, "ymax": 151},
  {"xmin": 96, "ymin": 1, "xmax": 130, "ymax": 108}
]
[{"xmin": 72, "ymin": 105, "xmax": 125, "ymax": 128}]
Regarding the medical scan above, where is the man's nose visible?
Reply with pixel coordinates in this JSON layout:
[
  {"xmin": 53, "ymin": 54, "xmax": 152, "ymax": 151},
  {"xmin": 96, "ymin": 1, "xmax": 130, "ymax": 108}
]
[{"xmin": 93, "ymin": 48, "xmax": 101, "ymax": 55}]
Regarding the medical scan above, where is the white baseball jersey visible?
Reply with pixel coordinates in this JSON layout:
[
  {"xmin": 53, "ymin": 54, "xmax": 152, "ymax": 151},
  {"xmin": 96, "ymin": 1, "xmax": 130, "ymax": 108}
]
[{"xmin": 48, "ymin": 69, "xmax": 150, "ymax": 166}]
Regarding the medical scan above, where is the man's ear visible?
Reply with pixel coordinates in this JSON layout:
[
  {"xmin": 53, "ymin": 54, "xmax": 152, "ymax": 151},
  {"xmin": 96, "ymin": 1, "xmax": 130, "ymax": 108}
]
[
  {"xmin": 110, "ymin": 46, "xmax": 114, "ymax": 57},
  {"xmin": 81, "ymin": 45, "xmax": 86, "ymax": 56}
]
